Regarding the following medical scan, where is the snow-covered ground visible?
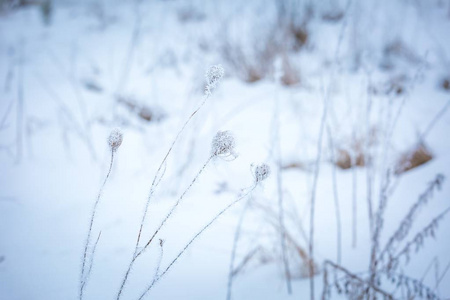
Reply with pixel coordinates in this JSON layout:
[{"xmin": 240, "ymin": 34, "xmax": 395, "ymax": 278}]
[{"xmin": 1, "ymin": 0, "xmax": 450, "ymax": 299}]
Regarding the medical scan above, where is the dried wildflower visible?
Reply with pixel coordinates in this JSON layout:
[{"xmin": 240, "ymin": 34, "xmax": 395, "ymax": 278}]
[
  {"xmin": 211, "ymin": 131, "xmax": 235, "ymax": 158},
  {"xmin": 253, "ymin": 163, "xmax": 271, "ymax": 183},
  {"xmin": 205, "ymin": 64, "xmax": 224, "ymax": 92},
  {"xmin": 108, "ymin": 128, "xmax": 123, "ymax": 152}
]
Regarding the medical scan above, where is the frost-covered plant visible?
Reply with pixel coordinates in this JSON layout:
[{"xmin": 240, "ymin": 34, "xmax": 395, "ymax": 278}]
[
  {"xmin": 108, "ymin": 128, "xmax": 123, "ymax": 152},
  {"xmin": 322, "ymin": 174, "xmax": 447, "ymax": 300},
  {"xmin": 253, "ymin": 163, "xmax": 271, "ymax": 183},
  {"xmin": 138, "ymin": 162, "xmax": 270, "ymax": 300},
  {"xmin": 226, "ymin": 163, "xmax": 271, "ymax": 300},
  {"xmin": 116, "ymin": 130, "xmax": 234, "ymax": 300},
  {"xmin": 80, "ymin": 128, "xmax": 123, "ymax": 300},
  {"xmin": 211, "ymin": 130, "xmax": 236, "ymax": 159},
  {"xmin": 376, "ymin": 174, "xmax": 445, "ymax": 274},
  {"xmin": 322, "ymin": 260, "xmax": 441, "ymax": 300},
  {"xmin": 322, "ymin": 260, "xmax": 394, "ymax": 300},
  {"xmin": 385, "ymin": 175, "xmax": 443, "ymax": 250},
  {"xmin": 116, "ymin": 65, "xmax": 225, "ymax": 300},
  {"xmin": 205, "ymin": 64, "xmax": 224, "ymax": 94}
]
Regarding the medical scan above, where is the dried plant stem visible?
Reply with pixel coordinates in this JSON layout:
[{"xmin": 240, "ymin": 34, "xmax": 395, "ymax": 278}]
[
  {"xmin": 351, "ymin": 129, "xmax": 357, "ymax": 248},
  {"xmin": 116, "ymin": 0, "xmax": 143, "ymax": 92},
  {"xmin": 323, "ymin": 260, "xmax": 393, "ymax": 299},
  {"xmin": 369, "ymin": 95, "xmax": 396, "ymax": 287},
  {"xmin": 138, "ymin": 186, "xmax": 257, "ymax": 300},
  {"xmin": 230, "ymin": 247, "xmax": 260, "ymax": 278},
  {"xmin": 420, "ymin": 256, "xmax": 438, "ymax": 283},
  {"xmin": 16, "ymin": 40, "xmax": 24, "ymax": 164},
  {"xmin": 226, "ymin": 197, "xmax": 251, "ymax": 300},
  {"xmin": 134, "ymin": 92, "xmax": 211, "ymax": 253},
  {"xmin": 386, "ymin": 62, "xmax": 425, "ymax": 148},
  {"xmin": 434, "ymin": 260, "xmax": 450, "ymax": 293},
  {"xmin": 116, "ymin": 156, "xmax": 212, "ymax": 300},
  {"xmin": 421, "ymin": 99, "xmax": 450, "ymax": 142},
  {"xmin": 391, "ymin": 206, "xmax": 450, "ymax": 264},
  {"xmin": 141, "ymin": 156, "xmax": 212, "ymax": 255},
  {"xmin": 46, "ymin": 49, "xmax": 97, "ymax": 160},
  {"xmin": 369, "ymin": 170, "xmax": 390, "ymax": 296},
  {"xmin": 116, "ymin": 90, "xmax": 213, "ymax": 300},
  {"xmin": 309, "ymin": 96, "xmax": 328, "ymax": 300},
  {"xmin": 364, "ymin": 73, "xmax": 376, "ymax": 298},
  {"xmin": 80, "ymin": 231, "xmax": 101, "ymax": 293},
  {"xmin": 365, "ymin": 75, "xmax": 374, "ymax": 237},
  {"xmin": 149, "ymin": 240, "xmax": 164, "ymax": 288},
  {"xmin": 32, "ymin": 70, "xmax": 85, "ymax": 142},
  {"xmin": 276, "ymin": 162, "xmax": 292, "ymax": 294},
  {"xmin": 321, "ymin": 262, "xmax": 329, "ymax": 300},
  {"xmin": 326, "ymin": 125, "xmax": 342, "ymax": 264},
  {"xmin": 273, "ymin": 95, "xmax": 291, "ymax": 294},
  {"xmin": 378, "ymin": 174, "xmax": 444, "ymax": 263},
  {"xmin": 0, "ymin": 99, "xmax": 14, "ymax": 131},
  {"xmin": 80, "ymin": 150, "xmax": 115, "ymax": 300}
]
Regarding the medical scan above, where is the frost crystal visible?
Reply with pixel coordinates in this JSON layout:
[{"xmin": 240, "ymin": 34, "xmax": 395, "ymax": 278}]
[
  {"xmin": 205, "ymin": 64, "xmax": 224, "ymax": 92},
  {"xmin": 254, "ymin": 163, "xmax": 270, "ymax": 183},
  {"xmin": 108, "ymin": 128, "xmax": 123, "ymax": 152},
  {"xmin": 211, "ymin": 131, "xmax": 235, "ymax": 158}
]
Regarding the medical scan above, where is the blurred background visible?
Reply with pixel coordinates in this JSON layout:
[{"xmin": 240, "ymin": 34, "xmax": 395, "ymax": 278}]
[{"xmin": 1, "ymin": 0, "xmax": 450, "ymax": 299}]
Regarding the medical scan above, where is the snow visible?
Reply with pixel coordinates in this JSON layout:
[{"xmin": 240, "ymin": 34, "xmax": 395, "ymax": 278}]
[{"xmin": 1, "ymin": 0, "xmax": 450, "ymax": 299}]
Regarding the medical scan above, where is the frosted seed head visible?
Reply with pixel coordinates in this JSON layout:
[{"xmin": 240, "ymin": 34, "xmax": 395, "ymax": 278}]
[
  {"xmin": 108, "ymin": 128, "xmax": 123, "ymax": 152},
  {"xmin": 254, "ymin": 163, "xmax": 271, "ymax": 183},
  {"xmin": 211, "ymin": 130, "xmax": 235, "ymax": 158},
  {"xmin": 205, "ymin": 64, "xmax": 224, "ymax": 92}
]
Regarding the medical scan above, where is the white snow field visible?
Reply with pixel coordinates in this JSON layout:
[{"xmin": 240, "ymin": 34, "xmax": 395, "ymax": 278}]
[{"xmin": 1, "ymin": 0, "xmax": 450, "ymax": 299}]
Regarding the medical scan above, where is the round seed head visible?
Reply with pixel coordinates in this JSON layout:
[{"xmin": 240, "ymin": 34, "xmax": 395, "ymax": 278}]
[
  {"xmin": 254, "ymin": 163, "xmax": 271, "ymax": 183},
  {"xmin": 205, "ymin": 64, "xmax": 224, "ymax": 91},
  {"xmin": 211, "ymin": 131, "xmax": 235, "ymax": 157},
  {"xmin": 108, "ymin": 128, "xmax": 123, "ymax": 152}
]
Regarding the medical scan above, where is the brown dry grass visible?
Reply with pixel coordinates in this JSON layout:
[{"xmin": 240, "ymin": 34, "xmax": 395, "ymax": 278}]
[{"xmin": 394, "ymin": 143, "xmax": 433, "ymax": 175}]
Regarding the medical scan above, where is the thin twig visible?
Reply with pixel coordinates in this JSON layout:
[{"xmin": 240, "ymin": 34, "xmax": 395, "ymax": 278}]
[
  {"xmin": 326, "ymin": 125, "xmax": 342, "ymax": 264},
  {"xmin": 324, "ymin": 260, "xmax": 394, "ymax": 299},
  {"xmin": 434, "ymin": 260, "xmax": 450, "ymax": 293},
  {"xmin": 80, "ymin": 231, "xmax": 102, "ymax": 293},
  {"xmin": 134, "ymin": 93, "xmax": 211, "ymax": 254},
  {"xmin": 378, "ymin": 174, "xmax": 444, "ymax": 263},
  {"xmin": 117, "ymin": 66, "xmax": 223, "ymax": 299},
  {"xmin": 309, "ymin": 88, "xmax": 328, "ymax": 300},
  {"xmin": 273, "ymin": 88, "xmax": 292, "ymax": 294},
  {"xmin": 420, "ymin": 99, "xmax": 450, "ymax": 142},
  {"xmin": 391, "ymin": 206, "xmax": 450, "ymax": 265},
  {"xmin": 80, "ymin": 150, "xmax": 115, "ymax": 299},
  {"xmin": 148, "ymin": 239, "xmax": 165, "ymax": 289},
  {"xmin": 227, "ymin": 196, "xmax": 252, "ymax": 300},
  {"xmin": 351, "ymin": 128, "xmax": 357, "ymax": 248},
  {"xmin": 116, "ymin": 156, "xmax": 212, "ymax": 300},
  {"xmin": 16, "ymin": 39, "xmax": 24, "ymax": 164},
  {"xmin": 138, "ymin": 186, "xmax": 257, "ymax": 300}
]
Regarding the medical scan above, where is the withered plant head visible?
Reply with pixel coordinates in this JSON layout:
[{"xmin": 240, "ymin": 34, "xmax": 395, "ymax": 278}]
[
  {"xmin": 108, "ymin": 128, "xmax": 123, "ymax": 152},
  {"xmin": 211, "ymin": 130, "xmax": 236, "ymax": 159},
  {"xmin": 253, "ymin": 163, "xmax": 271, "ymax": 184},
  {"xmin": 205, "ymin": 64, "xmax": 224, "ymax": 94}
]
